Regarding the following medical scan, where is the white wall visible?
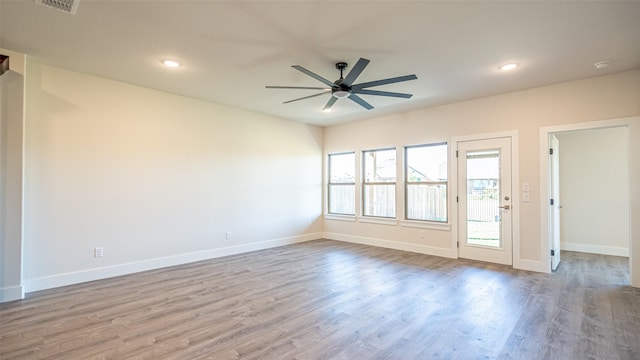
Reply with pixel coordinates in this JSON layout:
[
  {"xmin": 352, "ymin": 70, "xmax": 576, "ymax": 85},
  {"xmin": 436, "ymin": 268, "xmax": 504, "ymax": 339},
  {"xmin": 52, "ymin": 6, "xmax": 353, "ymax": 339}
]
[
  {"xmin": 323, "ymin": 70, "xmax": 640, "ymax": 281},
  {"xmin": 0, "ymin": 49, "xmax": 25, "ymax": 302},
  {"xmin": 23, "ymin": 61, "xmax": 323, "ymax": 292},
  {"xmin": 557, "ymin": 128, "xmax": 629, "ymax": 256}
]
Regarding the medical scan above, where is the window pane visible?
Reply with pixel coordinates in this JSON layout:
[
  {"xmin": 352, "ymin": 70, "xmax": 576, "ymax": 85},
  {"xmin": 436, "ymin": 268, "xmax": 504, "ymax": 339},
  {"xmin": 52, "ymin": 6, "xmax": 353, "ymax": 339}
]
[
  {"xmin": 363, "ymin": 184, "xmax": 396, "ymax": 218},
  {"xmin": 466, "ymin": 150, "xmax": 500, "ymax": 247},
  {"xmin": 329, "ymin": 153, "xmax": 355, "ymax": 183},
  {"xmin": 364, "ymin": 149, "xmax": 396, "ymax": 183},
  {"xmin": 328, "ymin": 152, "xmax": 355, "ymax": 215},
  {"xmin": 406, "ymin": 144, "xmax": 447, "ymax": 182},
  {"xmin": 363, "ymin": 148, "xmax": 396, "ymax": 218},
  {"xmin": 328, "ymin": 184, "xmax": 355, "ymax": 215},
  {"xmin": 407, "ymin": 183, "xmax": 447, "ymax": 221},
  {"xmin": 405, "ymin": 143, "xmax": 448, "ymax": 222}
]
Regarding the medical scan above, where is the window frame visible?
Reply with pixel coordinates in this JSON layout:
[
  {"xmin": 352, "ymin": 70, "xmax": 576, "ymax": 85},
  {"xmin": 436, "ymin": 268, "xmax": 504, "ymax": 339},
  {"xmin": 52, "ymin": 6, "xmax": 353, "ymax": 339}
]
[
  {"xmin": 362, "ymin": 147, "xmax": 397, "ymax": 219},
  {"xmin": 404, "ymin": 142, "xmax": 449, "ymax": 223},
  {"xmin": 327, "ymin": 151, "xmax": 356, "ymax": 216}
]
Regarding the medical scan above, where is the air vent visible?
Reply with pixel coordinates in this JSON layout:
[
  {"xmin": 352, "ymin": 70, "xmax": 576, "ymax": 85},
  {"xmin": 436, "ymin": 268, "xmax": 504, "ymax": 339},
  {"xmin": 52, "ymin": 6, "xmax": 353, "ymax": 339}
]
[{"xmin": 34, "ymin": 0, "xmax": 79, "ymax": 15}]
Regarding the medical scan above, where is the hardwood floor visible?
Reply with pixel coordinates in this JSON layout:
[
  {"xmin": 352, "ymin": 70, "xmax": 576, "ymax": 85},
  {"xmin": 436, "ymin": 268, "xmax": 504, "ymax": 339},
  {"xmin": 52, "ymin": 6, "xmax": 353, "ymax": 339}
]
[{"xmin": 1, "ymin": 239, "xmax": 639, "ymax": 359}]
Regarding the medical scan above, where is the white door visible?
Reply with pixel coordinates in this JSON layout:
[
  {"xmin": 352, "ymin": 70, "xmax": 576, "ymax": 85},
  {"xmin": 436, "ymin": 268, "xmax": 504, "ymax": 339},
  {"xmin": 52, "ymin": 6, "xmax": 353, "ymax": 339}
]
[
  {"xmin": 458, "ymin": 137, "xmax": 512, "ymax": 265},
  {"xmin": 550, "ymin": 134, "xmax": 561, "ymax": 271}
]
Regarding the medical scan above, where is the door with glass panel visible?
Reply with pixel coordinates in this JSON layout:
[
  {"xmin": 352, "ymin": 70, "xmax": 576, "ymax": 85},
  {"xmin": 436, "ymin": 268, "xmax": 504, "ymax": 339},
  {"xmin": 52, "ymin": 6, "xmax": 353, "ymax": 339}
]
[{"xmin": 457, "ymin": 137, "xmax": 512, "ymax": 265}]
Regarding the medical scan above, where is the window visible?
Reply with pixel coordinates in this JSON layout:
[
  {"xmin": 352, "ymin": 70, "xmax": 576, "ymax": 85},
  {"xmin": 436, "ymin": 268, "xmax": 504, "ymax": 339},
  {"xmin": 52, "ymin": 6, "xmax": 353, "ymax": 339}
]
[
  {"xmin": 405, "ymin": 143, "xmax": 448, "ymax": 222},
  {"xmin": 328, "ymin": 152, "xmax": 355, "ymax": 215},
  {"xmin": 363, "ymin": 148, "xmax": 396, "ymax": 218}
]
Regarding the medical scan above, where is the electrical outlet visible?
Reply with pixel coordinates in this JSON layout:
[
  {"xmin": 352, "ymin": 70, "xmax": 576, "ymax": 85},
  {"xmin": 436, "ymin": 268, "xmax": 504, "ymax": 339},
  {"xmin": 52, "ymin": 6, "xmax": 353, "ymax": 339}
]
[
  {"xmin": 94, "ymin": 247, "xmax": 104, "ymax": 258},
  {"xmin": 225, "ymin": 232, "xmax": 231, "ymax": 240}
]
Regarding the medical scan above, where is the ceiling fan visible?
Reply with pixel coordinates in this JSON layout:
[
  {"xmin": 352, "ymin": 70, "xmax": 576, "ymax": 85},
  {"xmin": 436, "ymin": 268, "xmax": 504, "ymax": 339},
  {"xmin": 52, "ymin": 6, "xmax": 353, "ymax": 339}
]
[{"xmin": 266, "ymin": 58, "xmax": 417, "ymax": 111}]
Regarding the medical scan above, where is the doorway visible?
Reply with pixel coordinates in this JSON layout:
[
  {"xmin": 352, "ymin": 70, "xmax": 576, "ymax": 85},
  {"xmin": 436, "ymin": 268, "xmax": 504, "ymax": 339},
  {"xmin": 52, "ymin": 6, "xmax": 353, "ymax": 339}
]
[
  {"xmin": 457, "ymin": 137, "xmax": 513, "ymax": 265},
  {"xmin": 541, "ymin": 119, "xmax": 632, "ymax": 278},
  {"xmin": 548, "ymin": 127, "xmax": 629, "ymax": 272}
]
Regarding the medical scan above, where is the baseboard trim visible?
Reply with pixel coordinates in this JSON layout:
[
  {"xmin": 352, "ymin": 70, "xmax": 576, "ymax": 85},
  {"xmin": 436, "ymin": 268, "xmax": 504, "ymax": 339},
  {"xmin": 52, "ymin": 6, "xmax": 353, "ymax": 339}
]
[
  {"xmin": 0, "ymin": 285, "xmax": 25, "ymax": 303},
  {"xmin": 323, "ymin": 232, "xmax": 457, "ymax": 259},
  {"xmin": 25, "ymin": 233, "xmax": 321, "ymax": 293},
  {"xmin": 561, "ymin": 242, "xmax": 629, "ymax": 257},
  {"xmin": 325, "ymin": 232, "xmax": 550, "ymax": 274},
  {"xmin": 514, "ymin": 259, "xmax": 549, "ymax": 273}
]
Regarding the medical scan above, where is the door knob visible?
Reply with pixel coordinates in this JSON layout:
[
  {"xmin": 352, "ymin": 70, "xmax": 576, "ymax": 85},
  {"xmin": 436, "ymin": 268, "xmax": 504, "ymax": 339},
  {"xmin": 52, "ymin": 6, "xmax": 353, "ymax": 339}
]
[{"xmin": 498, "ymin": 205, "xmax": 511, "ymax": 210}]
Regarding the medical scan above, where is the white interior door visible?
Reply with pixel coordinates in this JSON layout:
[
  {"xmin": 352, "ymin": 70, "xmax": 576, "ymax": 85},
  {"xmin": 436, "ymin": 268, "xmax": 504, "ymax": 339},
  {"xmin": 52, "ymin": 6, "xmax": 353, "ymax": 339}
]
[
  {"xmin": 550, "ymin": 134, "xmax": 561, "ymax": 271},
  {"xmin": 458, "ymin": 137, "xmax": 512, "ymax": 265}
]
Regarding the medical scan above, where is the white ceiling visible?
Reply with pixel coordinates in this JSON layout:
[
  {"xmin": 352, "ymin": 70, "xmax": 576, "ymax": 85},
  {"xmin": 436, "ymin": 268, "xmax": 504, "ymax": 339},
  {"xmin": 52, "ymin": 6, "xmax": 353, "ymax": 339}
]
[{"xmin": 2, "ymin": 0, "xmax": 640, "ymax": 126}]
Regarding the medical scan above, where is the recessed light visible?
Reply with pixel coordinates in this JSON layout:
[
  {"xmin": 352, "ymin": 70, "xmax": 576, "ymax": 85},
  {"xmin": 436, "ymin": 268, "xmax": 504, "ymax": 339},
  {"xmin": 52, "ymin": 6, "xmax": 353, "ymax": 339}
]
[
  {"xmin": 162, "ymin": 59, "xmax": 181, "ymax": 68},
  {"xmin": 322, "ymin": 108, "xmax": 333, "ymax": 113},
  {"xmin": 499, "ymin": 63, "xmax": 518, "ymax": 71},
  {"xmin": 594, "ymin": 61, "xmax": 610, "ymax": 70}
]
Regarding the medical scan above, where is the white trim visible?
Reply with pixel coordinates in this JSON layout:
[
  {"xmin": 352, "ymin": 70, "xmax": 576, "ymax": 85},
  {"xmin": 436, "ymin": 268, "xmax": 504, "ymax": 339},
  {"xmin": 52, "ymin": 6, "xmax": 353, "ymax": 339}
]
[
  {"xmin": 516, "ymin": 259, "xmax": 548, "ymax": 273},
  {"xmin": 24, "ymin": 233, "xmax": 321, "ymax": 293},
  {"xmin": 561, "ymin": 242, "xmax": 629, "ymax": 257},
  {"xmin": 323, "ymin": 232, "xmax": 457, "ymax": 259},
  {"xmin": 511, "ymin": 133, "xmax": 522, "ymax": 271},
  {"xmin": 539, "ymin": 117, "xmax": 636, "ymax": 281},
  {"xmin": 449, "ymin": 137, "xmax": 460, "ymax": 257},
  {"xmin": 324, "ymin": 214, "xmax": 356, "ymax": 222},
  {"xmin": 540, "ymin": 117, "xmax": 634, "ymax": 134},
  {"xmin": 451, "ymin": 130, "xmax": 520, "ymax": 143},
  {"xmin": 358, "ymin": 216, "xmax": 398, "ymax": 226},
  {"xmin": 0, "ymin": 285, "xmax": 24, "ymax": 303},
  {"xmin": 400, "ymin": 220, "xmax": 450, "ymax": 231}
]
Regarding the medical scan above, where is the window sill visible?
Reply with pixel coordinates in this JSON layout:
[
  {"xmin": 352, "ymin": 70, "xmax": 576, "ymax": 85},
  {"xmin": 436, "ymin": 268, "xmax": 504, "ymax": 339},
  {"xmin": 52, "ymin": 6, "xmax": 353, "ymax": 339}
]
[
  {"xmin": 324, "ymin": 214, "xmax": 357, "ymax": 222},
  {"xmin": 359, "ymin": 216, "xmax": 398, "ymax": 226},
  {"xmin": 400, "ymin": 220, "xmax": 451, "ymax": 231}
]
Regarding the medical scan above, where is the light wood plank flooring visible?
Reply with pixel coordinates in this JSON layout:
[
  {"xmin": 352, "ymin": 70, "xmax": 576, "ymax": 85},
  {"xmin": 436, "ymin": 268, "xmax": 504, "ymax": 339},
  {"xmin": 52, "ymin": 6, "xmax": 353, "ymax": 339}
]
[{"xmin": 1, "ymin": 239, "xmax": 639, "ymax": 359}]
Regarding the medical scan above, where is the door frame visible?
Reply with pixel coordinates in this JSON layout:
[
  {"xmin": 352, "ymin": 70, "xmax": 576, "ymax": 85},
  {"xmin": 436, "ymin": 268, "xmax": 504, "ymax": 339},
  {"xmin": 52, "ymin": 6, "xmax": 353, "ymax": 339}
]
[
  {"xmin": 451, "ymin": 130, "xmax": 520, "ymax": 267},
  {"xmin": 540, "ymin": 117, "xmax": 633, "ymax": 278},
  {"xmin": 549, "ymin": 134, "xmax": 561, "ymax": 271}
]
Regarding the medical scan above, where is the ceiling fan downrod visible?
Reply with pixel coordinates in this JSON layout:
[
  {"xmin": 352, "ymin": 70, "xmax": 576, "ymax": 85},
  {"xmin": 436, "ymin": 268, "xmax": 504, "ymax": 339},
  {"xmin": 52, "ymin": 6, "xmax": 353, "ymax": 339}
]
[
  {"xmin": 335, "ymin": 62, "xmax": 348, "ymax": 80},
  {"xmin": 333, "ymin": 62, "xmax": 351, "ymax": 98}
]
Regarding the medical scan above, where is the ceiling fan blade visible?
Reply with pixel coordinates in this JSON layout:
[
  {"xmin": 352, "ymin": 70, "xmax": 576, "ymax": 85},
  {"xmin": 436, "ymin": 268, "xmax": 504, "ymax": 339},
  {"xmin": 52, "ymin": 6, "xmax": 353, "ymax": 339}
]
[
  {"xmin": 341, "ymin": 58, "xmax": 370, "ymax": 87},
  {"xmin": 352, "ymin": 74, "xmax": 418, "ymax": 90},
  {"xmin": 266, "ymin": 86, "xmax": 331, "ymax": 90},
  {"xmin": 353, "ymin": 89, "xmax": 413, "ymax": 98},
  {"xmin": 283, "ymin": 91, "xmax": 330, "ymax": 104},
  {"xmin": 292, "ymin": 65, "xmax": 336, "ymax": 87},
  {"xmin": 348, "ymin": 94, "xmax": 374, "ymax": 110},
  {"xmin": 323, "ymin": 96, "xmax": 338, "ymax": 111}
]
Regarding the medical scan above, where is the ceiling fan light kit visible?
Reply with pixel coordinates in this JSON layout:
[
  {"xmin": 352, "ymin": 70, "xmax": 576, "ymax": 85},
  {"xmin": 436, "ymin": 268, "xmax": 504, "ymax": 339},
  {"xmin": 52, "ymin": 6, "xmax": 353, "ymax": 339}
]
[
  {"xmin": 266, "ymin": 58, "xmax": 417, "ymax": 112},
  {"xmin": 332, "ymin": 90, "xmax": 351, "ymax": 99}
]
